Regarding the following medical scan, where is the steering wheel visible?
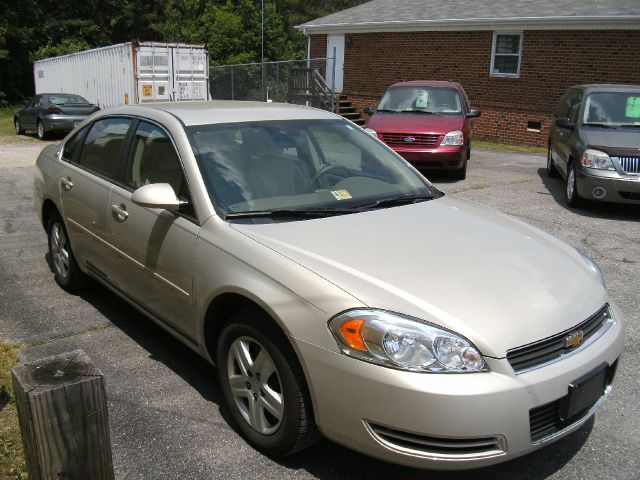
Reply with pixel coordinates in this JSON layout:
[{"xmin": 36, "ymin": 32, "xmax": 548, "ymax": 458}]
[{"xmin": 309, "ymin": 164, "xmax": 351, "ymax": 189}]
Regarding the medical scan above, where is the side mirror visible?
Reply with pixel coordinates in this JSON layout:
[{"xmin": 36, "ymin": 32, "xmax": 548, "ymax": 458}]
[
  {"xmin": 363, "ymin": 106, "xmax": 376, "ymax": 116},
  {"xmin": 131, "ymin": 183, "xmax": 180, "ymax": 210},
  {"xmin": 555, "ymin": 117, "xmax": 575, "ymax": 130},
  {"xmin": 466, "ymin": 109, "xmax": 481, "ymax": 119}
]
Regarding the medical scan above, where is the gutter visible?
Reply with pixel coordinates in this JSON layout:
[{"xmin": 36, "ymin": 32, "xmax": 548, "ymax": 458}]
[{"xmin": 296, "ymin": 15, "xmax": 640, "ymax": 34}]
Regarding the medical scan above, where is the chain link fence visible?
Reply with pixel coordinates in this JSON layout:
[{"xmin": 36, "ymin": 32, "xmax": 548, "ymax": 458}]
[{"xmin": 210, "ymin": 58, "xmax": 335, "ymax": 108}]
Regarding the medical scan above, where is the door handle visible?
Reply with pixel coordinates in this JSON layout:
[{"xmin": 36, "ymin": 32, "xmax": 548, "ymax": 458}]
[
  {"xmin": 111, "ymin": 204, "xmax": 129, "ymax": 222},
  {"xmin": 60, "ymin": 177, "xmax": 74, "ymax": 191}
]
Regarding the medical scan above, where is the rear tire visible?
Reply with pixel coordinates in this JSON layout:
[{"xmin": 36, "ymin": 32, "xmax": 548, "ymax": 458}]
[
  {"xmin": 15, "ymin": 118, "xmax": 25, "ymax": 135},
  {"xmin": 565, "ymin": 161, "xmax": 584, "ymax": 208},
  {"xmin": 36, "ymin": 119, "xmax": 47, "ymax": 140},
  {"xmin": 47, "ymin": 212, "xmax": 88, "ymax": 292},
  {"xmin": 217, "ymin": 307, "xmax": 320, "ymax": 457},
  {"xmin": 547, "ymin": 146, "xmax": 558, "ymax": 177}
]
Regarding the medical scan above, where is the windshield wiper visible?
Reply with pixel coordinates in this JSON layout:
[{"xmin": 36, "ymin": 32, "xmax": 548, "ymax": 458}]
[
  {"xmin": 401, "ymin": 109, "xmax": 443, "ymax": 116},
  {"xmin": 355, "ymin": 194, "xmax": 434, "ymax": 210},
  {"xmin": 226, "ymin": 208, "xmax": 354, "ymax": 220},
  {"xmin": 583, "ymin": 123, "xmax": 618, "ymax": 129},
  {"xmin": 375, "ymin": 109, "xmax": 400, "ymax": 113}
]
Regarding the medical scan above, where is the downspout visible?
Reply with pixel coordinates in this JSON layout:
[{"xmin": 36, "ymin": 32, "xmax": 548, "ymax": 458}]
[{"xmin": 305, "ymin": 29, "xmax": 310, "ymax": 68}]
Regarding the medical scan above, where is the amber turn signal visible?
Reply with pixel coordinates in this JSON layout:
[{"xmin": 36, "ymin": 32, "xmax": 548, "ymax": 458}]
[{"xmin": 340, "ymin": 319, "xmax": 367, "ymax": 351}]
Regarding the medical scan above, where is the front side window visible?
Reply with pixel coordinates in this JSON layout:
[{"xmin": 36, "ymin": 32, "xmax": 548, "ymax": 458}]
[
  {"xmin": 188, "ymin": 119, "xmax": 439, "ymax": 220},
  {"xmin": 377, "ymin": 86, "xmax": 462, "ymax": 114},
  {"xmin": 126, "ymin": 121, "xmax": 189, "ymax": 199},
  {"xmin": 582, "ymin": 91, "xmax": 640, "ymax": 126},
  {"xmin": 491, "ymin": 33, "xmax": 522, "ymax": 77},
  {"xmin": 78, "ymin": 118, "xmax": 132, "ymax": 180}
]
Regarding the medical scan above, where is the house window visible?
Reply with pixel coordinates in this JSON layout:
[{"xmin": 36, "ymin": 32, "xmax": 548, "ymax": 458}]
[{"xmin": 491, "ymin": 32, "xmax": 523, "ymax": 77}]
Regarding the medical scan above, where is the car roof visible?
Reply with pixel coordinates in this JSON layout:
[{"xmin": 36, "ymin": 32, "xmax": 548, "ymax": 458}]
[
  {"xmin": 102, "ymin": 101, "xmax": 339, "ymax": 126},
  {"xmin": 388, "ymin": 80, "xmax": 461, "ymax": 89},
  {"xmin": 573, "ymin": 84, "xmax": 640, "ymax": 93}
]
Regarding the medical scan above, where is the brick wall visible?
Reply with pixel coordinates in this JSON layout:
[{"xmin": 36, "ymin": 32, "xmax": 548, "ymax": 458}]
[{"xmin": 310, "ymin": 30, "xmax": 640, "ymax": 146}]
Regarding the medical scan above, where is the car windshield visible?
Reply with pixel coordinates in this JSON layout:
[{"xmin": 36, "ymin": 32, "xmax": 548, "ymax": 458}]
[
  {"xmin": 49, "ymin": 94, "xmax": 89, "ymax": 105},
  {"xmin": 187, "ymin": 119, "xmax": 439, "ymax": 220},
  {"xmin": 377, "ymin": 86, "xmax": 462, "ymax": 114},
  {"xmin": 582, "ymin": 92, "xmax": 640, "ymax": 127}
]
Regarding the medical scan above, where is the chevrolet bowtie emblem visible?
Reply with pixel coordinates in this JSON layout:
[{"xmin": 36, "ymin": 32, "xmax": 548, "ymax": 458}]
[{"xmin": 565, "ymin": 330, "xmax": 584, "ymax": 349}]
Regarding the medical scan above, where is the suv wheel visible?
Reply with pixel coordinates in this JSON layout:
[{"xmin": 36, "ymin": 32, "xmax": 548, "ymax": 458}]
[{"xmin": 547, "ymin": 146, "xmax": 558, "ymax": 177}]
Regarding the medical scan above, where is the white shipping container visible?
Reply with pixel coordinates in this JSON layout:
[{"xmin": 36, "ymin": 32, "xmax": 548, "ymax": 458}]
[{"xmin": 34, "ymin": 42, "xmax": 209, "ymax": 109}]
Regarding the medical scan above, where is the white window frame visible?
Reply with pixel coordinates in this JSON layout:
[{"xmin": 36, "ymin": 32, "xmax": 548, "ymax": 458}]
[{"xmin": 490, "ymin": 32, "xmax": 523, "ymax": 78}]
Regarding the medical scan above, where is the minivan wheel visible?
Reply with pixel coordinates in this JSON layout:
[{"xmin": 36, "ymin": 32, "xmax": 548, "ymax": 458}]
[
  {"xmin": 217, "ymin": 308, "xmax": 319, "ymax": 457},
  {"xmin": 547, "ymin": 147, "xmax": 558, "ymax": 177},
  {"xmin": 47, "ymin": 212, "xmax": 87, "ymax": 291},
  {"xmin": 565, "ymin": 162, "xmax": 584, "ymax": 208},
  {"xmin": 15, "ymin": 118, "xmax": 25, "ymax": 135},
  {"xmin": 452, "ymin": 157, "xmax": 467, "ymax": 180},
  {"xmin": 36, "ymin": 120, "xmax": 47, "ymax": 140}
]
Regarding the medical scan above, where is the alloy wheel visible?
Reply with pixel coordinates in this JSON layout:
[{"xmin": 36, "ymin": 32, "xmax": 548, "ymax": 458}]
[
  {"xmin": 227, "ymin": 336, "xmax": 284, "ymax": 435},
  {"xmin": 566, "ymin": 167, "xmax": 576, "ymax": 200},
  {"xmin": 50, "ymin": 223, "xmax": 70, "ymax": 280}
]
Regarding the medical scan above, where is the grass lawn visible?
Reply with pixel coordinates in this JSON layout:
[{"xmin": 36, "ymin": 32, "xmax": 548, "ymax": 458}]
[
  {"xmin": 0, "ymin": 108, "xmax": 17, "ymax": 136},
  {"xmin": 474, "ymin": 140, "xmax": 546, "ymax": 155},
  {"xmin": 0, "ymin": 341, "xmax": 27, "ymax": 479}
]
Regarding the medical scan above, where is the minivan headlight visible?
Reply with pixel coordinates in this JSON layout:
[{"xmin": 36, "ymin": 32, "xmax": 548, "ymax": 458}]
[
  {"xmin": 441, "ymin": 130, "xmax": 464, "ymax": 146},
  {"xmin": 581, "ymin": 149, "xmax": 615, "ymax": 170},
  {"xmin": 328, "ymin": 309, "xmax": 488, "ymax": 373}
]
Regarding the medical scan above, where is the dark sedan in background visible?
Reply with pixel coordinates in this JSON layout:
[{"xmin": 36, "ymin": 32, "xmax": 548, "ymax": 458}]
[
  {"xmin": 547, "ymin": 84, "xmax": 640, "ymax": 207},
  {"xmin": 14, "ymin": 93, "xmax": 99, "ymax": 140}
]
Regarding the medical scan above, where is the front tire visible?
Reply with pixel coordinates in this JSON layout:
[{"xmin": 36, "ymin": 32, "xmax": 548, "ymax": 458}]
[
  {"xmin": 217, "ymin": 308, "xmax": 319, "ymax": 457},
  {"xmin": 565, "ymin": 161, "xmax": 584, "ymax": 208},
  {"xmin": 36, "ymin": 119, "xmax": 47, "ymax": 140},
  {"xmin": 547, "ymin": 146, "xmax": 558, "ymax": 177},
  {"xmin": 47, "ymin": 212, "xmax": 87, "ymax": 291},
  {"xmin": 452, "ymin": 156, "xmax": 467, "ymax": 180}
]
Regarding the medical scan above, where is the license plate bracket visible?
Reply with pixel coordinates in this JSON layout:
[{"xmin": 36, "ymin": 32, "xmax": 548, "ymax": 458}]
[{"xmin": 559, "ymin": 363, "xmax": 608, "ymax": 421}]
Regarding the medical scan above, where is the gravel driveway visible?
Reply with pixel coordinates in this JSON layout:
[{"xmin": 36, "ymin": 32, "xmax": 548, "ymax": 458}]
[{"xmin": 1, "ymin": 137, "xmax": 638, "ymax": 480}]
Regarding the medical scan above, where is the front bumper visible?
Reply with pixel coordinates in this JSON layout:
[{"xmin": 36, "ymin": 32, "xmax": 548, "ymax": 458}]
[
  {"xmin": 297, "ymin": 303, "xmax": 624, "ymax": 470},
  {"xmin": 577, "ymin": 168, "xmax": 640, "ymax": 204},
  {"xmin": 42, "ymin": 115, "xmax": 89, "ymax": 133},
  {"xmin": 393, "ymin": 145, "xmax": 466, "ymax": 171}
]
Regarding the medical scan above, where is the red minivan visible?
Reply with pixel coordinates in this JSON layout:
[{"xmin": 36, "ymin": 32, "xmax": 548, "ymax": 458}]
[{"xmin": 364, "ymin": 81, "xmax": 480, "ymax": 179}]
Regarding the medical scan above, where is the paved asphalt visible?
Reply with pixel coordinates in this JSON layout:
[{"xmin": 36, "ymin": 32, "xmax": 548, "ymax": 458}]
[{"xmin": 1, "ymin": 136, "xmax": 638, "ymax": 480}]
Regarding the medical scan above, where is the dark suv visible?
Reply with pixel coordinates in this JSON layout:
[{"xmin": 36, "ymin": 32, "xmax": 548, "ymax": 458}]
[
  {"xmin": 548, "ymin": 84, "xmax": 640, "ymax": 207},
  {"xmin": 364, "ymin": 81, "xmax": 480, "ymax": 180}
]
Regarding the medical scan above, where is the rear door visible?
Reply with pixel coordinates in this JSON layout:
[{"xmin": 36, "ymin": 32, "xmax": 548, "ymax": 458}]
[
  {"xmin": 58, "ymin": 117, "xmax": 133, "ymax": 277},
  {"xmin": 106, "ymin": 120, "xmax": 199, "ymax": 339}
]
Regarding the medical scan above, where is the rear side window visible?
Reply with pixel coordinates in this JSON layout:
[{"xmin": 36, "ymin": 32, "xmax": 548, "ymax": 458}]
[{"xmin": 78, "ymin": 118, "xmax": 132, "ymax": 180}]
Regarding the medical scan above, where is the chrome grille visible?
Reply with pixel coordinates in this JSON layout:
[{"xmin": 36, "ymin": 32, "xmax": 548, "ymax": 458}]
[
  {"xmin": 379, "ymin": 133, "xmax": 441, "ymax": 147},
  {"xmin": 617, "ymin": 156, "xmax": 640, "ymax": 174},
  {"xmin": 368, "ymin": 423, "xmax": 504, "ymax": 457},
  {"xmin": 507, "ymin": 305, "xmax": 611, "ymax": 374}
]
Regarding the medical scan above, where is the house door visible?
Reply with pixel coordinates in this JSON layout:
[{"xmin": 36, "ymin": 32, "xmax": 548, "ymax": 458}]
[{"xmin": 326, "ymin": 35, "xmax": 345, "ymax": 93}]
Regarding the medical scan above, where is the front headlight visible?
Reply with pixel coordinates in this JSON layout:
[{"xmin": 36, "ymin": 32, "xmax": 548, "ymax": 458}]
[
  {"xmin": 441, "ymin": 130, "xmax": 464, "ymax": 146},
  {"xmin": 328, "ymin": 309, "xmax": 488, "ymax": 373},
  {"xmin": 581, "ymin": 149, "xmax": 615, "ymax": 170},
  {"xmin": 579, "ymin": 252, "xmax": 605, "ymax": 287}
]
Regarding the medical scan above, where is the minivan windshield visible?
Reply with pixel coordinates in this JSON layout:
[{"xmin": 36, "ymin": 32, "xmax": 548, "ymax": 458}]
[
  {"xmin": 582, "ymin": 91, "xmax": 640, "ymax": 127},
  {"xmin": 377, "ymin": 86, "xmax": 462, "ymax": 114},
  {"xmin": 187, "ymin": 119, "xmax": 439, "ymax": 220}
]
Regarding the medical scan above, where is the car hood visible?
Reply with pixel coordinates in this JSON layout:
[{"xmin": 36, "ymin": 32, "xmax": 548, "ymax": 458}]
[
  {"xmin": 230, "ymin": 197, "xmax": 607, "ymax": 358},
  {"xmin": 583, "ymin": 127, "xmax": 640, "ymax": 155},
  {"xmin": 367, "ymin": 112, "xmax": 462, "ymax": 134}
]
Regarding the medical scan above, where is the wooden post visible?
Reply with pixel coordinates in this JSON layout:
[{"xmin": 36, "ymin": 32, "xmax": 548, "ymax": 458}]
[{"xmin": 11, "ymin": 350, "xmax": 115, "ymax": 480}]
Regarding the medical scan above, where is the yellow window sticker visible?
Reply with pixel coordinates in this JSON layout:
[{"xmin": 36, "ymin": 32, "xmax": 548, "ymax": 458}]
[
  {"xmin": 142, "ymin": 84, "xmax": 153, "ymax": 97},
  {"xmin": 331, "ymin": 189, "xmax": 352, "ymax": 200},
  {"xmin": 626, "ymin": 97, "xmax": 640, "ymax": 118}
]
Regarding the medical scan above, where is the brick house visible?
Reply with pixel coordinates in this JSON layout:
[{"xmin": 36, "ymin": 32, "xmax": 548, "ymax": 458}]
[{"xmin": 296, "ymin": 0, "xmax": 640, "ymax": 146}]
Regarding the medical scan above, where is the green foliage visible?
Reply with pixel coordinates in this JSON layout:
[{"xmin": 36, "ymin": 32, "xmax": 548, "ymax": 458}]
[{"xmin": 0, "ymin": 0, "xmax": 369, "ymax": 101}]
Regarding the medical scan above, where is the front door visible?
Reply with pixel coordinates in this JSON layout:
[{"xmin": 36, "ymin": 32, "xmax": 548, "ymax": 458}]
[
  {"xmin": 326, "ymin": 35, "xmax": 345, "ymax": 93},
  {"xmin": 106, "ymin": 120, "xmax": 199, "ymax": 339}
]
